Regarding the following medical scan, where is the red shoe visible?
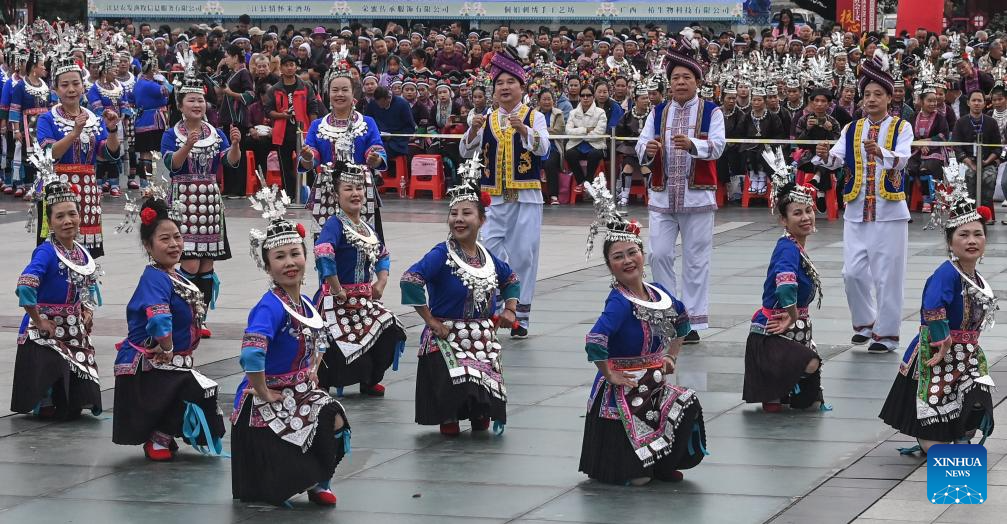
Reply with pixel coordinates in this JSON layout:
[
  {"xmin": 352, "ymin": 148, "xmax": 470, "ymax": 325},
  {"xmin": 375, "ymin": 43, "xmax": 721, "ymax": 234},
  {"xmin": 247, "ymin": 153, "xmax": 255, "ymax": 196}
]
[
  {"xmin": 128, "ymin": 179, "xmax": 140, "ymax": 189},
  {"xmin": 360, "ymin": 383, "xmax": 385, "ymax": 396},
  {"xmin": 439, "ymin": 421, "xmax": 460, "ymax": 436},
  {"xmin": 13, "ymin": 188, "xmax": 24, "ymax": 197},
  {"xmin": 471, "ymin": 417, "xmax": 490, "ymax": 431},
  {"xmin": 762, "ymin": 402, "xmax": 783, "ymax": 413},
  {"xmin": 3, "ymin": 186, "xmax": 12, "ymax": 194},
  {"xmin": 110, "ymin": 187, "xmax": 122, "ymax": 197},
  {"xmin": 200, "ymin": 327, "xmax": 212, "ymax": 339},
  {"xmin": 307, "ymin": 489, "xmax": 337, "ymax": 506},
  {"xmin": 143, "ymin": 441, "xmax": 174, "ymax": 462},
  {"xmin": 657, "ymin": 470, "xmax": 685, "ymax": 482}
]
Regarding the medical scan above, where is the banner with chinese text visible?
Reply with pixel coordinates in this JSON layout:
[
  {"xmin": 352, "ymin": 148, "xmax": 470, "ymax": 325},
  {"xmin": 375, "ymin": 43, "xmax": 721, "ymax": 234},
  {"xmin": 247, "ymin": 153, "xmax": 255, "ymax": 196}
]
[
  {"xmin": 89, "ymin": 0, "xmax": 744, "ymax": 21},
  {"xmin": 835, "ymin": 0, "xmax": 877, "ymax": 34}
]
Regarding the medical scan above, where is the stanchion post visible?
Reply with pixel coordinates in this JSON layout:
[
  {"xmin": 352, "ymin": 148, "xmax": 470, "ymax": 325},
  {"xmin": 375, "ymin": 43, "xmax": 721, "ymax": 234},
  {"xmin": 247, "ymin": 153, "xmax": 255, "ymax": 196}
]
[
  {"xmin": 976, "ymin": 143, "xmax": 983, "ymax": 208},
  {"xmin": 609, "ymin": 130, "xmax": 617, "ymax": 191}
]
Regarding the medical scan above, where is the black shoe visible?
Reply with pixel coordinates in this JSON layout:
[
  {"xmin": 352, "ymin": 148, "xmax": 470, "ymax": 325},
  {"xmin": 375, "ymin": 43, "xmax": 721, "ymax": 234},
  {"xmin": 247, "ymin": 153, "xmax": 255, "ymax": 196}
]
[
  {"xmin": 851, "ymin": 334, "xmax": 870, "ymax": 345},
  {"xmin": 510, "ymin": 325, "xmax": 528, "ymax": 339},
  {"xmin": 867, "ymin": 342, "xmax": 892, "ymax": 353},
  {"xmin": 683, "ymin": 330, "xmax": 700, "ymax": 344}
]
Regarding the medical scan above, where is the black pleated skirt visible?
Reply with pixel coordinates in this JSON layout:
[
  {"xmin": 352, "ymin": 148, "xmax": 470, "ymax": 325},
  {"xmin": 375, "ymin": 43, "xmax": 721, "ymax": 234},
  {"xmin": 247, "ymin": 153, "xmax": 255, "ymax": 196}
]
[
  {"xmin": 879, "ymin": 358, "xmax": 995, "ymax": 442},
  {"xmin": 579, "ymin": 390, "xmax": 706, "ymax": 485},
  {"xmin": 743, "ymin": 332, "xmax": 823, "ymax": 407},
  {"xmin": 319, "ymin": 326, "xmax": 406, "ymax": 389},
  {"xmin": 112, "ymin": 368, "xmax": 225, "ymax": 446},
  {"xmin": 134, "ymin": 130, "xmax": 164, "ymax": 153},
  {"xmin": 10, "ymin": 339, "xmax": 102, "ymax": 419},
  {"xmin": 414, "ymin": 352, "xmax": 506, "ymax": 425},
  {"xmin": 231, "ymin": 401, "xmax": 349, "ymax": 506}
]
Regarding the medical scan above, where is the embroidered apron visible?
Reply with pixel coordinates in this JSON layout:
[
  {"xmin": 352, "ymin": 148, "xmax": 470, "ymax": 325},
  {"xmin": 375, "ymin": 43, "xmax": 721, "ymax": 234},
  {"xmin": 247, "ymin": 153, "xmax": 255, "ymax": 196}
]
[
  {"xmin": 915, "ymin": 327, "xmax": 993, "ymax": 425},
  {"xmin": 430, "ymin": 318, "xmax": 507, "ymax": 402},
  {"xmin": 23, "ymin": 302, "xmax": 99, "ymax": 383},
  {"xmin": 605, "ymin": 353, "xmax": 698, "ymax": 467},
  {"xmin": 246, "ymin": 370, "xmax": 338, "ymax": 452},
  {"xmin": 319, "ymin": 282, "xmax": 401, "ymax": 363}
]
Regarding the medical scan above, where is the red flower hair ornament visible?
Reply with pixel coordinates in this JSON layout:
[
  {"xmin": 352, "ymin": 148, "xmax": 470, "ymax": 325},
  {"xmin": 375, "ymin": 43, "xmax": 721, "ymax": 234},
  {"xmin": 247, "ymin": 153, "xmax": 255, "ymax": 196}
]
[
  {"xmin": 626, "ymin": 219, "xmax": 641, "ymax": 237},
  {"xmin": 70, "ymin": 184, "xmax": 81, "ymax": 195},
  {"xmin": 296, "ymin": 223, "xmax": 307, "ymax": 238},
  {"xmin": 978, "ymin": 206, "xmax": 993, "ymax": 223},
  {"xmin": 480, "ymin": 191, "xmax": 492, "ymax": 208},
  {"xmin": 140, "ymin": 207, "xmax": 158, "ymax": 226}
]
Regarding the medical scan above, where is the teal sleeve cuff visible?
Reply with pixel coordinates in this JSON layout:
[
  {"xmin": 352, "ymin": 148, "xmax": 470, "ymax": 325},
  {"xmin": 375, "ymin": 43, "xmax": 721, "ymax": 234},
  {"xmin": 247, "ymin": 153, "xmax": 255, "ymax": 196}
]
[
  {"xmin": 928, "ymin": 320, "xmax": 950, "ymax": 345},
  {"xmin": 586, "ymin": 342, "xmax": 608, "ymax": 362},
  {"xmin": 400, "ymin": 281, "xmax": 427, "ymax": 306},
  {"xmin": 501, "ymin": 282, "xmax": 521, "ymax": 302},
  {"xmin": 375, "ymin": 256, "xmax": 390, "ymax": 274},
  {"xmin": 240, "ymin": 346, "xmax": 266, "ymax": 372},
  {"xmin": 16, "ymin": 285, "xmax": 38, "ymax": 307},
  {"xmin": 675, "ymin": 318, "xmax": 692, "ymax": 339},
  {"xmin": 775, "ymin": 284, "xmax": 797, "ymax": 309}
]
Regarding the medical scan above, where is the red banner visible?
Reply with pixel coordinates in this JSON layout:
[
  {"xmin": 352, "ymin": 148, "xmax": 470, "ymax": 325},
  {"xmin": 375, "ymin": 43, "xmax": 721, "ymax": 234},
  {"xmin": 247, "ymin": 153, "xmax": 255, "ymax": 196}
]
[
  {"xmin": 896, "ymin": 0, "xmax": 944, "ymax": 34},
  {"xmin": 836, "ymin": 0, "xmax": 877, "ymax": 34}
]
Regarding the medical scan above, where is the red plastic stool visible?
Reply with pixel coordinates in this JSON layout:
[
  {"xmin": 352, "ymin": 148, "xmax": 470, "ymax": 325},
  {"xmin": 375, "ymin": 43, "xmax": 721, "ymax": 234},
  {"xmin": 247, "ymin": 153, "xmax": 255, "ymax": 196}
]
[
  {"xmin": 568, "ymin": 159, "xmax": 607, "ymax": 204},
  {"xmin": 741, "ymin": 173, "xmax": 772, "ymax": 208},
  {"xmin": 909, "ymin": 180, "xmax": 924, "ymax": 211},
  {"xmin": 408, "ymin": 154, "xmax": 445, "ymax": 199},
  {"xmin": 243, "ymin": 151, "xmax": 257, "ymax": 195},
  {"xmin": 628, "ymin": 179, "xmax": 649, "ymax": 205},
  {"xmin": 825, "ymin": 174, "xmax": 840, "ymax": 221},
  {"xmin": 379, "ymin": 156, "xmax": 409, "ymax": 195}
]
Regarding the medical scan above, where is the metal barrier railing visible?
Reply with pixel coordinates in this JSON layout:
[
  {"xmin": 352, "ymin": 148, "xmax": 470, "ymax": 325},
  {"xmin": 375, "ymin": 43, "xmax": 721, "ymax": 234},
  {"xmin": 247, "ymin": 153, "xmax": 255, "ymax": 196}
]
[{"xmin": 381, "ymin": 132, "xmax": 1004, "ymax": 207}]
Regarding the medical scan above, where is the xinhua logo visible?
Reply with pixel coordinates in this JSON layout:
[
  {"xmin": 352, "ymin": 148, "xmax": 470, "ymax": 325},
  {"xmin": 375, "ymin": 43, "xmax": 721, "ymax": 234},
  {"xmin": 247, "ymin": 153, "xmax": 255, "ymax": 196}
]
[{"xmin": 926, "ymin": 444, "xmax": 987, "ymax": 504}]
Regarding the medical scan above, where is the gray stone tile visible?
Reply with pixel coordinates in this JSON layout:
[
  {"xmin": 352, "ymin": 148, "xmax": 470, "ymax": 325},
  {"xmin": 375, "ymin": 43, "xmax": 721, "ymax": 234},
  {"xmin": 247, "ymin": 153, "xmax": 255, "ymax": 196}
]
[
  {"xmin": 0, "ymin": 499, "xmax": 256, "ymax": 524},
  {"xmin": 0, "ymin": 462, "xmax": 119, "ymax": 497},
  {"xmin": 933, "ymin": 501, "xmax": 1007, "ymax": 523},
  {"xmin": 505, "ymin": 406, "xmax": 588, "ymax": 431},
  {"xmin": 661, "ymin": 463, "xmax": 833, "ymax": 497},
  {"xmin": 706, "ymin": 411, "xmax": 896, "ymax": 443},
  {"xmin": 241, "ymin": 510, "xmax": 506, "ymax": 523},
  {"xmin": 858, "ymin": 498, "xmax": 950, "ymax": 522},
  {"xmin": 327, "ymin": 478, "xmax": 565, "ymax": 519},
  {"xmin": 525, "ymin": 487, "xmax": 792, "ymax": 524},
  {"xmin": 428, "ymin": 427, "xmax": 582, "ymax": 457},
  {"xmin": 704, "ymin": 437, "xmax": 871, "ymax": 468},
  {"xmin": 836, "ymin": 456, "xmax": 926, "ymax": 481},
  {"xmin": 355, "ymin": 450, "xmax": 584, "ymax": 487}
]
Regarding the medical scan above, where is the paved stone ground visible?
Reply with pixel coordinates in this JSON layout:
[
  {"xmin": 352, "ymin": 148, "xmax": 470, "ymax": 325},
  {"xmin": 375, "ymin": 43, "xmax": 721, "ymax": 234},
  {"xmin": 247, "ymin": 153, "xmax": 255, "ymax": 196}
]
[{"xmin": 0, "ymin": 193, "xmax": 1004, "ymax": 524}]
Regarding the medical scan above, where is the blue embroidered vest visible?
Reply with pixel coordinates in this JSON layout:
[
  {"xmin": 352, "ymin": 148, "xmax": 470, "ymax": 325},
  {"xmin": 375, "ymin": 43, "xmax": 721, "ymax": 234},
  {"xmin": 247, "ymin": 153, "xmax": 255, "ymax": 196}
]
[
  {"xmin": 842, "ymin": 116, "xmax": 907, "ymax": 202},
  {"xmin": 480, "ymin": 105, "xmax": 542, "ymax": 195}
]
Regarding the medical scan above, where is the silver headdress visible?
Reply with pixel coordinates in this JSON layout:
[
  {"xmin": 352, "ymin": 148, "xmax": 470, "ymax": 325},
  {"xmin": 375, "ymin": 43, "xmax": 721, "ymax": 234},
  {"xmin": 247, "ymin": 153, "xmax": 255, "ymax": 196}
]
[
  {"xmin": 25, "ymin": 149, "xmax": 61, "ymax": 233},
  {"xmin": 447, "ymin": 151, "xmax": 485, "ymax": 208},
  {"xmin": 174, "ymin": 49, "xmax": 204, "ymax": 97},
  {"xmin": 322, "ymin": 44, "xmax": 352, "ymax": 90},
  {"xmin": 248, "ymin": 170, "xmax": 300, "ymax": 270},
  {"xmin": 115, "ymin": 159, "xmax": 181, "ymax": 233},
  {"xmin": 764, "ymin": 146, "xmax": 814, "ymax": 213},
  {"xmin": 802, "ymin": 54, "xmax": 832, "ymax": 92},
  {"xmin": 584, "ymin": 173, "xmax": 642, "ymax": 260},
  {"xmin": 926, "ymin": 156, "xmax": 984, "ymax": 231}
]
